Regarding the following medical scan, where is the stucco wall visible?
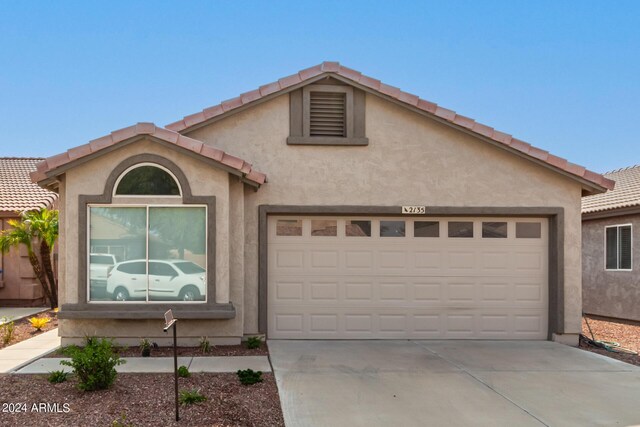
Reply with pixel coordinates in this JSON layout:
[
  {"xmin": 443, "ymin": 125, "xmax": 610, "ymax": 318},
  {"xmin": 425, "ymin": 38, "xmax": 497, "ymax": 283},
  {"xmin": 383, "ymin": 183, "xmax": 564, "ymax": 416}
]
[
  {"xmin": 187, "ymin": 92, "xmax": 585, "ymax": 337},
  {"xmin": 582, "ymin": 215, "xmax": 640, "ymax": 321},
  {"xmin": 59, "ymin": 138, "xmax": 242, "ymax": 343}
]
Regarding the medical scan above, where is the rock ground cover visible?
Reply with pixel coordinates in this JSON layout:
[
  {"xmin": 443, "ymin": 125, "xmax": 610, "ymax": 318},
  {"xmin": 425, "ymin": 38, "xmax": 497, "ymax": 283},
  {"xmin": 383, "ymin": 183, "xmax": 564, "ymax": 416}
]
[
  {"xmin": 580, "ymin": 315, "xmax": 640, "ymax": 366},
  {"xmin": 0, "ymin": 372, "xmax": 284, "ymax": 427}
]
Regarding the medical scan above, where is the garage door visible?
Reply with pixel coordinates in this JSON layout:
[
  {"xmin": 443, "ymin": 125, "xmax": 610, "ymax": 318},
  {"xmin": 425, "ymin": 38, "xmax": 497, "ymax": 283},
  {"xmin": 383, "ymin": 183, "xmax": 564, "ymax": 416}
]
[{"xmin": 267, "ymin": 216, "xmax": 548, "ymax": 339}]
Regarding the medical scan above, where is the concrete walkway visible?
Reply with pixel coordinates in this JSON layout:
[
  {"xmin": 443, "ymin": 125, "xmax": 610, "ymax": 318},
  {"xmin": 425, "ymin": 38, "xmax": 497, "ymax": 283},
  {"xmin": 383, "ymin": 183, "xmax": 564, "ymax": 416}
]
[
  {"xmin": 0, "ymin": 329, "xmax": 60, "ymax": 373},
  {"xmin": 0, "ymin": 307, "xmax": 48, "ymax": 324},
  {"xmin": 269, "ymin": 340, "xmax": 640, "ymax": 427},
  {"xmin": 15, "ymin": 355, "xmax": 271, "ymax": 374}
]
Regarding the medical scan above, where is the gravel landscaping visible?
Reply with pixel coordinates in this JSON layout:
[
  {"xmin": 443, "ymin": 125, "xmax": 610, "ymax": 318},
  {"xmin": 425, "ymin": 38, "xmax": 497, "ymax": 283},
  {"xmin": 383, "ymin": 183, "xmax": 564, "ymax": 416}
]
[
  {"xmin": 0, "ymin": 310, "xmax": 57, "ymax": 350},
  {"xmin": 580, "ymin": 315, "xmax": 640, "ymax": 366},
  {"xmin": 0, "ymin": 372, "xmax": 284, "ymax": 426}
]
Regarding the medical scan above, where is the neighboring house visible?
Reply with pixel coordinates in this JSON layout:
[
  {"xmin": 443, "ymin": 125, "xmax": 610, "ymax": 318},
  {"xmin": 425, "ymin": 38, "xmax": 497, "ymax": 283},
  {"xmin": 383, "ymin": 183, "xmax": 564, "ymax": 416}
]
[
  {"xmin": 582, "ymin": 165, "xmax": 640, "ymax": 322},
  {"xmin": 0, "ymin": 158, "xmax": 58, "ymax": 306},
  {"xmin": 31, "ymin": 62, "xmax": 614, "ymax": 346}
]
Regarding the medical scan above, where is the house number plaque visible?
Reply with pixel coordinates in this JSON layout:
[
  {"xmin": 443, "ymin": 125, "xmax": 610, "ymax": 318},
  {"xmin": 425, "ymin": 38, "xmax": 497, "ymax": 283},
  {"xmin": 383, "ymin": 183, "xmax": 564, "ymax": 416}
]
[{"xmin": 401, "ymin": 206, "xmax": 426, "ymax": 214}]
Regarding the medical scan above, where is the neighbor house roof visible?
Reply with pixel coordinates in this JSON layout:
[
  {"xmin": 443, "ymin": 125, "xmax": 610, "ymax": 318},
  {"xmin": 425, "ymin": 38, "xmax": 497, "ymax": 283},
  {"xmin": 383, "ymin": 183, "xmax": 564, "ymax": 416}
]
[
  {"xmin": 582, "ymin": 165, "xmax": 640, "ymax": 215},
  {"xmin": 166, "ymin": 61, "xmax": 614, "ymax": 194},
  {"xmin": 30, "ymin": 123, "xmax": 267, "ymax": 188},
  {"xmin": 0, "ymin": 158, "xmax": 58, "ymax": 213}
]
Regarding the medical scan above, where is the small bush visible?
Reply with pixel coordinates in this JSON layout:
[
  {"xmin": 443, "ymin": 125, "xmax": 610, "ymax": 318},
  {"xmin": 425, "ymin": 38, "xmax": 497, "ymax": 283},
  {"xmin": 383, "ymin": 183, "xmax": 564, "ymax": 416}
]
[
  {"xmin": 29, "ymin": 316, "xmax": 50, "ymax": 331},
  {"xmin": 178, "ymin": 365, "xmax": 191, "ymax": 378},
  {"xmin": 246, "ymin": 336, "xmax": 262, "ymax": 350},
  {"xmin": 237, "ymin": 369, "xmax": 263, "ymax": 385},
  {"xmin": 1, "ymin": 318, "xmax": 15, "ymax": 345},
  {"xmin": 57, "ymin": 344, "xmax": 80, "ymax": 357},
  {"xmin": 140, "ymin": 338, "xmax": 151, "ymax": 357},
  {"xmin": 60, "ymin": 337, "xmax": 125, "ymax": 391},
  {"xmin": 179, "ymin": 389, "xmax": 207, "ymax": 405},
  {"xmin": 48, "ymin": 370, "xmax": 68, "ymax": 384},
  {"xmin": 199, "ymin": 336, "xmax": 211, "ymax": 354}
]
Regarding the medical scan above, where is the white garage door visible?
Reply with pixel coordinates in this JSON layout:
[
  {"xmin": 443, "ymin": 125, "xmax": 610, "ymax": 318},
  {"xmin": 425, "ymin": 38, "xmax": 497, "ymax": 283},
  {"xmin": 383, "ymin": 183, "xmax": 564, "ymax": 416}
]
[{"xmin": 268, "ymin": 216, "xmax": 548, "ymax": 339}]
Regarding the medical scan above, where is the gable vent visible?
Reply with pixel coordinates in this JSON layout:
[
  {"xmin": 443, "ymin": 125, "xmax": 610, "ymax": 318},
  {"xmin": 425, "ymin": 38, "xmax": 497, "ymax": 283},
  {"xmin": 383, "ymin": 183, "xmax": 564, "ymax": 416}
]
[{"xmin": 309, "ymin": 92, "xmax": 346, "ymax": 137}]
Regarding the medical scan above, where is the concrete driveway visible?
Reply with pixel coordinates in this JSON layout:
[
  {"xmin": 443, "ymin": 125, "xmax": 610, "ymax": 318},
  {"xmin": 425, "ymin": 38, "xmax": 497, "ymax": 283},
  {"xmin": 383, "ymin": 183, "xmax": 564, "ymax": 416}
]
[{"xmin": 269, "ymin": 340, "xmax": 640, "ymax": 427}]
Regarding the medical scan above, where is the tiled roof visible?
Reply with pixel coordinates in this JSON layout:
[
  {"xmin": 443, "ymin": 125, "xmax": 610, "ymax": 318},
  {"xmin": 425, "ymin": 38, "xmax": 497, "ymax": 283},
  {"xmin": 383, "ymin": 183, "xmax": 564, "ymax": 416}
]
[
  {"xmin": 166, "ymin": 61, "xmax": 614, "ymax": 193},
  {"xmin": 0, "ymin": 158, "xmax": 57, "ymax": 213},
  {"xmin": 582, "ymin": 165, "xmax": 640, "ymax": 214},
  {"xmin": 31, "ymin": 123, "xmax": 267, "ymax": 186}
]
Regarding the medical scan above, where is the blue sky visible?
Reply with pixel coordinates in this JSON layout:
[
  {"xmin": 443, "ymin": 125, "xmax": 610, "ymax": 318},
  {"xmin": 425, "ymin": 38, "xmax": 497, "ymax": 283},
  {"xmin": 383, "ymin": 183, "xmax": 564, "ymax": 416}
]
[{"xmin": 0, "ymin": 1, "xmax": 638, "ymax": 173}]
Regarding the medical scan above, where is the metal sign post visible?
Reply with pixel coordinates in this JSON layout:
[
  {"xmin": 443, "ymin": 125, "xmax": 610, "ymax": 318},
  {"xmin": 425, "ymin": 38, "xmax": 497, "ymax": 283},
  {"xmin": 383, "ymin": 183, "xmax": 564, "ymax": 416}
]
[{"xmin": 163, "ymin": 310, "xmax": 179, "ymax": 422}]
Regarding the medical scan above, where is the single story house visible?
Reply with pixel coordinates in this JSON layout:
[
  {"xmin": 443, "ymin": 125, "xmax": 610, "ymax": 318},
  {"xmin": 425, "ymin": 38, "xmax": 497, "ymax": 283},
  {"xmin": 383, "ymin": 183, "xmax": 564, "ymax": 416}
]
[
  {"xmin": 31, "ymin": 62, "xmax": 614, "ymax": 346},
  {"xmin": 0, "ymin": 157, "xmax": 58, "ymax": 306},
  {"xmin": 582, "ymin": 165, "xmax": 639, "ymax": 322}
]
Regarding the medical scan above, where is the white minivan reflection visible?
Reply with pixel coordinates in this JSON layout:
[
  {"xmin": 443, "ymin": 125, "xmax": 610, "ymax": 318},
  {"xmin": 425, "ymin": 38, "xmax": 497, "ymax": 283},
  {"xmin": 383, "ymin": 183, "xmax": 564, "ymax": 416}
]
[{"xmin": 106, "ymin": 260, "xmax": 206, "ymax": 302}]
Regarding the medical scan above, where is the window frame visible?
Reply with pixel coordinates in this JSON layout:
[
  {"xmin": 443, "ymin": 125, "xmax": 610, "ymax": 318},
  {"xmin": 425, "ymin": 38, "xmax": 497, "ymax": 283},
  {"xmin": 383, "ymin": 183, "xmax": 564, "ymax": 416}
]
[
  {"xmin": 604, "ymin": 224, "xmax": 633, "ymax": 272},
  {"xmin": 113, "ymin": 163, "xmax": 182, "ymax": 198},
  {"xmin": 86, "ymin": 203, "xmax": 208, "ymax": 304}
]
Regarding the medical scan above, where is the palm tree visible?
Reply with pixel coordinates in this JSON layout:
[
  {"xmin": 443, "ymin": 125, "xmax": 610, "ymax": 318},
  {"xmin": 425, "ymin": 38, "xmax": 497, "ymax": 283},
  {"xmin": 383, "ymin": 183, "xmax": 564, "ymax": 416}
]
[{"xmin": 0, "ymin": 208, "xmax": 58, "ymax": 308}]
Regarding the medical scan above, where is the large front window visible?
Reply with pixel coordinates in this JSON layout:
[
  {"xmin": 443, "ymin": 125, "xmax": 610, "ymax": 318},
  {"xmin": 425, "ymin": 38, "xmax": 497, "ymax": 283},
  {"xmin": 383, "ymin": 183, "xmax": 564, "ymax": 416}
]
[{"xmin": 88, "ymin": 205, "xmax": 207, "ymax": 302}]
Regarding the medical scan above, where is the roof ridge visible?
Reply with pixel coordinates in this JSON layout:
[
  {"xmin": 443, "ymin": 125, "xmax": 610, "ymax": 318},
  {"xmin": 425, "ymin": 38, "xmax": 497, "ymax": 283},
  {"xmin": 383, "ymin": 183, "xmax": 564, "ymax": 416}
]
[
  {"xmin": 164, "ymin": 61, "xmax": 613, "ymax": 194},
  {"xmin": 605, "ymin": 164, "xmax": 640, "ymax": 175}
]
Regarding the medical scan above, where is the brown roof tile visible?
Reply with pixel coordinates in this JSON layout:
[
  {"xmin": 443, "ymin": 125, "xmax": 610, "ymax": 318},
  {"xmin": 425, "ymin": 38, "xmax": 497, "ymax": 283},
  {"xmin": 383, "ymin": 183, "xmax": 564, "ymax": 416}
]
[
  {"xmin": 32, "ymin": 123, "xmax": 266, "ymax": 187},
  {"xmin": 0, "ymin": 158, "xmax": 57, "ymax": 212},
  {"xmin": 582, "ymin": 165, "xmax": 640, "ymax": 214},
  {"xmin": 163, "ymin": 61, "xmax": 613, "ymax": 193}
]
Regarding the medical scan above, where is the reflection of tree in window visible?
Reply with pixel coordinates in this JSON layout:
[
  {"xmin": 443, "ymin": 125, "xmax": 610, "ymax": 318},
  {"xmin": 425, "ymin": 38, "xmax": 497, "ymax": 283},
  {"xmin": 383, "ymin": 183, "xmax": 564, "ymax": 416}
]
[
  {"xmin": 116, "ymin": 166, "xmax": 180, "ymax": 196},
  {"xmin": 148, "ymin": 207, "xmax": 206, "ymax": 260}
]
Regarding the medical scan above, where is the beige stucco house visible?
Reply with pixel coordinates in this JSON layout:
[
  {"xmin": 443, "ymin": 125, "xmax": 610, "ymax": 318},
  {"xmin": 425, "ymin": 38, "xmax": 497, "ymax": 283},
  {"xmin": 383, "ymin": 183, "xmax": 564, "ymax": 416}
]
[
  {"xmin": 582, "ymin": 165, "xmax": 639, "ymax": 321},
  {"xmin": 1, "ymin": 158, "xmax": 57, "ymax": 306},
  {"xmin": 32, "ymin": 62, "xmax": 614, "ymax": 346}
]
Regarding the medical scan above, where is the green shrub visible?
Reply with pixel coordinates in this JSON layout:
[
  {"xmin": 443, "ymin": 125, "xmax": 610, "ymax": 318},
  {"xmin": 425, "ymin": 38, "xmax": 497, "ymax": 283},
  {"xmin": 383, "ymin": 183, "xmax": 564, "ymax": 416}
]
[
  {"xmin": 57, "ymin": 345, "xmax": 79, "ymax": 357},
  {"xmin": 178, "ymin": 389, "xmax": 207, "ymax": 405},
  {"xmin": 177, "ymin": 365, "xmax": 190, "ymax": 378},
  {"xmin": 199, "ymin": 336, "xmax": 211, "ymax": 354},
  {"xmin": 139, "ymin": 338, "xmax": 151, "ymax": 357},
  {"xmin": 237, "ymin": 369, "xmax": 263, "ymax": 385},
  {"xmin": 246, "ymin": 336, "xmax": 262, "ymax": 350},
  {"xmin": 48, "ymin": 370, "xmax": 68, "ymax": 384},
  {"xmin": 60, "ymin": 337, "xmax": 125, "ymax": 391},
  {"xmin": 1, "ymin": 317, "xmax": 15, "ymax": 345}
]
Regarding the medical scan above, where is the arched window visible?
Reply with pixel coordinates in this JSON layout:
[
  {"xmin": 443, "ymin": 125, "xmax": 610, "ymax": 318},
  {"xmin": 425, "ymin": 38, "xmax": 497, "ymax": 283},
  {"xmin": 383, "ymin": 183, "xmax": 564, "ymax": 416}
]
[{"xmin": 114, "ymin": 164, "xmax": 181, "ymax": 196}]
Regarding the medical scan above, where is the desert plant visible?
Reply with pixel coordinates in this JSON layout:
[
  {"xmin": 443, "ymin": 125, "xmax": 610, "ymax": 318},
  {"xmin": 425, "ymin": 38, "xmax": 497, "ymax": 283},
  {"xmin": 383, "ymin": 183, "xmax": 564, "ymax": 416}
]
[
  {"xmin": 60, "ymin": 336, "xmax": 125, "ymax": 391},
  {"xmin": 246, "ymin": 336, "xmax": 262, "ymax": 350},
  {"xmin": 48, "ymin": 370, "xmax": 68, "ymax": 384},
  {"xmin": 111, "ymin": 412, "xmax": 135, "ymax": 427},
  {"xmin": 1, "ymin": 317, "xmax": 15, "ymax": 345},
  {"xmin": 139, "ymin": 338, "xmax": 151, "ymax": 357},
  {"xmin": 199, "ymin": 336, "xmax": 211, "ymax": 354},
  {"xmin": 179, "ymin": 389, "xmax": 207, "ymax": 405},
  {"xmin": 29, "ymin": 316, "xmax": 51, "ymax": 331},
  {"xmin": 237, "ymin": 369, "xmax": 263, "ymax": 385},
  {"xmin": 177, "ymin": 365, "xmax": 191, "ymax": 378},
  {"xmin": 0, "ymin": 208, "xmax": 59, "ymax": 308}
]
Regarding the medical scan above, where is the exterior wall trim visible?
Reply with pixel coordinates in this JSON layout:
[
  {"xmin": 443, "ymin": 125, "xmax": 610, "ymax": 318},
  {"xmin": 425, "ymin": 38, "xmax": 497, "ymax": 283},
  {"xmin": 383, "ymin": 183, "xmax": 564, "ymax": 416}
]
[
  {"xmin": 60, "ymin": 153, "xmax": 235, "ymax": 320},
  {"xmin": 258, "ymin": 205, "xmax": 565, "ymax": 340}
]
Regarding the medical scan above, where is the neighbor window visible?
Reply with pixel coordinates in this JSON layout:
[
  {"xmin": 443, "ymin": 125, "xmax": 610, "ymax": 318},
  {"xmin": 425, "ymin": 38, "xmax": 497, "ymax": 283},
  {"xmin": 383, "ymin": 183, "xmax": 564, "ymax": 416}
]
[
  {"xmin": 605, "ymin": 225, "xmax": 632, "ymax": 271},
  {"xmin": 88, "ymin": 206, "xmax": 207, "ymax": 302}
]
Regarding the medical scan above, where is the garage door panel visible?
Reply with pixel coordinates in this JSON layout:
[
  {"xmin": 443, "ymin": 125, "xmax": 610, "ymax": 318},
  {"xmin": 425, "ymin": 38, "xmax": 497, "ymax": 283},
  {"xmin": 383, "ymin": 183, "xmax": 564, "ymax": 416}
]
[{"xmin": 268, "ymin": 216, "xmax": 548, "ymax": 340}]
